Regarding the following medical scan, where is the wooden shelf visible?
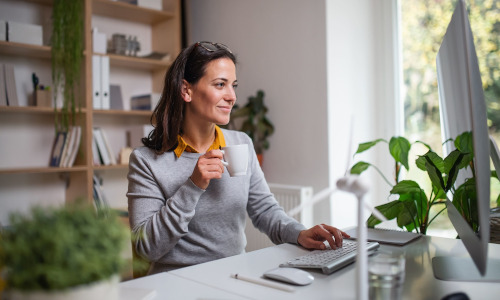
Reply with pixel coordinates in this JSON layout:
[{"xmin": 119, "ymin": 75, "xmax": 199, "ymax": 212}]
[
  {"xmin": 93, "ymin": 108, "xmax": 152, "ymax": 117},
  {"xmin": 0, "ymin": 0, "xmax": 181, "ymax": 208},
  {"xmin": 92, "ymin": 0, "xmax": 175, "ymax": 24},
  {"xmin": 0, "ymin": 106, "xmax": 88, "ymax": 114},
  {"xmin": 0, "ymin": 166, "xmax": 88, "ymax": 175},
  {"xmin": 93, "ymin": 164, "xmax": 129, "ymax": 171},
  {"xmin": 0, "ymin": 41, "xmax": 51, "ymax": 59},
  {"xmin": 108, "ymin": 53, "xmax": 171, "ymax": 70}
]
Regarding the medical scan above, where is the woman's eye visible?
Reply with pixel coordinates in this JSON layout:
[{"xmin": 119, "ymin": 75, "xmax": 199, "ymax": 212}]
[
  {"xmin": 232, "ymin": 84, "xmax": 238, "ymax": 89},
  {"xmin": 215, "ymin": 82, "xmax": 225, "ymax": 88}
]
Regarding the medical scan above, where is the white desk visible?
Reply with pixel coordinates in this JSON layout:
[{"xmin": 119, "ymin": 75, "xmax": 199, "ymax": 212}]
[{"xmin": 120, "ymin": 235, "xmax": 500, "ymax": 300}]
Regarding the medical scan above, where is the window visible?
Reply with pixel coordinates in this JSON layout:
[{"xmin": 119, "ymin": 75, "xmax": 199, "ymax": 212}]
[{"xmin": 399, "ymin": 0, "xmax": 500, "ymax": 236}]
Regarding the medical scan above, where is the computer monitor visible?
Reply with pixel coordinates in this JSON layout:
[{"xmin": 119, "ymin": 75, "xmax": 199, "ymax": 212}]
[{"xmin": 433, "ymin": 0, "xmax": 500, "ymax": 282}]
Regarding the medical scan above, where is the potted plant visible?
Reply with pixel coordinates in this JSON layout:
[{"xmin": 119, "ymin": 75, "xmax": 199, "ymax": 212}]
[
  {"xmin": 51, "ymin": 0, "xmax": 84, "ymax": 132},
  {"xmin": 226, "ymin": 90, "xmax": 274, "ymax": 165},
  {"xmin": 0, "ymin": 203, "xmax": 128, "ymax": 300},
  {"xmin": 350, "ymin": 131, "xmax": 499, "ymax": 234}
]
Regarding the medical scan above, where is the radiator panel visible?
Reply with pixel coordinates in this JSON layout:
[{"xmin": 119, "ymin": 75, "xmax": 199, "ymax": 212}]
[{"xmin": 244, "ymin": 183, "xmax": 313, "ymax": 252}]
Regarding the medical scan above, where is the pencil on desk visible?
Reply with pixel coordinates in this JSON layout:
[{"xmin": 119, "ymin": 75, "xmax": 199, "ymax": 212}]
[{"xmin": 230, "ymin": 273, "xmax": 295, "ymax": 293}]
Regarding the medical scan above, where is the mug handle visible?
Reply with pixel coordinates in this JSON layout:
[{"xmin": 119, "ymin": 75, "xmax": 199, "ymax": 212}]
[{"xmin": 220, "ymin": 149, "xmax": 228, "ymax": 166}]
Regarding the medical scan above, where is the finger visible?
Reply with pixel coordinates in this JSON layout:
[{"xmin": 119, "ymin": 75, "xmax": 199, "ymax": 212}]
[
  {"xmin": 322, "ymin": 224, "xmax": 344, "ymax": 247},
  {"xmin": 314, "ymin": 225, "xmax": 337, "ymax": 250},
  {"xmin": 205, "ymin": 149, "xmax": 223, "ymax": 159}
]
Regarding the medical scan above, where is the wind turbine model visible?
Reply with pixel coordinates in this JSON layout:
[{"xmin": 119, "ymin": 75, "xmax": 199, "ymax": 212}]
[
  {"xmin": 286, "ymin": 117, "xmax": 386, "ymax": 300},
  {"xmin": 287, "ymin": 177, "xmax": 386, "ymax": 300}
]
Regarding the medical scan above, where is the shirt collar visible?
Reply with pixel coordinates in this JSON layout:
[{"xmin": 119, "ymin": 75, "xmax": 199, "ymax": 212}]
[{"xmin": 174, "ymin": 125, "xmax": 226, "ymax": 158}]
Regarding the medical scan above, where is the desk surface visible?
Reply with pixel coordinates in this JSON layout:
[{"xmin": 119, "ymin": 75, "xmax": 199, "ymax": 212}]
[{"xmin": 120, "ymin": 235, "xmax": 500, "ymax": 300}]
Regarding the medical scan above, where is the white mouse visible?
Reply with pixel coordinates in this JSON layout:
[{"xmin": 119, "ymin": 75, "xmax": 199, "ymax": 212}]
[{"xmin": 263, "ymin": 267, "xmax": 314, "ymax": 285}]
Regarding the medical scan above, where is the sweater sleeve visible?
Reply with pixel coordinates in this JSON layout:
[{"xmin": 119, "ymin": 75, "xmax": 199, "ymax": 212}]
[
  {"xmin": 127, "ymin": 149, "xmax": 204, "ymax": 262},
  {"xmin": 245, "ymin": 143, "xmax": 306, "ymax": 245}
]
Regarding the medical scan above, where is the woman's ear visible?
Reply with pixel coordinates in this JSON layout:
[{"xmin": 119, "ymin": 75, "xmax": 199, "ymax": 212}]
[{"xmin": 181, "ymin": 79, "xmax": 192, "ymax": 102}]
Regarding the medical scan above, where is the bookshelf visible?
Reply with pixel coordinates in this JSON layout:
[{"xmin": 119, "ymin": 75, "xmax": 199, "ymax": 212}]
[{"xmin": 0, "ymin": 0, "xmax": 181, "ymax": 222}]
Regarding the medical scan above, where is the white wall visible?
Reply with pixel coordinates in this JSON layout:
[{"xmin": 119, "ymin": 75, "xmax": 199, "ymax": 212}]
[
  {"xmin": 186, "ymin": 0, "xmax": 332, "ymax": 224},
  {"xmin": 186, "ymin": 0, "xmax": 400, "ymax": 227},
  {"xmin": 327, "ymin": 0, "xmax": 400, "ymax": 229}
]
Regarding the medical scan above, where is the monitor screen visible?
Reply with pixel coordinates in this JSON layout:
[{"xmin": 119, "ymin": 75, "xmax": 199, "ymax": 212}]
[{"xmin": 433, "ymin": 0, "xmax": 498, "ymax": 281}]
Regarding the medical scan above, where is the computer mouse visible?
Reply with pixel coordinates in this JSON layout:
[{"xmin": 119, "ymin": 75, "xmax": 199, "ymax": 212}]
[{"xmin": 263, "ymin": 267, "xmax": 314, "ymax": 285}]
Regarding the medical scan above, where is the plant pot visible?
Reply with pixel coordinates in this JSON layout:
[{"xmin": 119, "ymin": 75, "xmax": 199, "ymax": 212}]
[{"xmin": 6, "ymin": 275, "xmax": 119, "ymax": 300}]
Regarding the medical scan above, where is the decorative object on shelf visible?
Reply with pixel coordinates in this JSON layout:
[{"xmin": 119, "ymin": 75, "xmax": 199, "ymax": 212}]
[
  {"xmin": 51, "ymin": 0, "xmax": 84, "ymax": 131},
  {"xmin": 0, "ymin": 203, "xmax": 128, "ymax": 300},
  {"xmin": 109, "ymin": 34, "xmax": 140, "ymax": 56},
  {"xmin": 130, "ymin": 93, "xmax": 160, "ymax": 111},
  {"xmin": 226, "ymin": 90, "xmax": 274, "ymax": 165},
  {"xmin": 350, "ymin": 131, "xmax": 500, "ymax": 235},
  {"xmin": 6, "ymin": 21, "xmax": 43, "ymax": 46}
]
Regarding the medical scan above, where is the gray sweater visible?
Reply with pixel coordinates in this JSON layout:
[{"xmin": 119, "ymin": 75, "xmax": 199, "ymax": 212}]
[{"xmin": 127, "ymin": 129, "xmax": 306, "ymax": 274}]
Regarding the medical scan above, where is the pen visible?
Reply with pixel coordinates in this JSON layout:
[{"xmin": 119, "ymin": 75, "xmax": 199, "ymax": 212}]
[{"xmin": 230, "ymin": 273, "xmax": 295, "ymax": 293}]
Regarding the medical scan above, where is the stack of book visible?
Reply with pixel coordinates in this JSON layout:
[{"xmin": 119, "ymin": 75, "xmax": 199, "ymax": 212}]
[
  {"xmin": 92, "ymin": 127, "xmax": 117, "ymax": 166},
  {"xmin": 49, "ymin": 126, "xmax": 82, "ymax": 167}
]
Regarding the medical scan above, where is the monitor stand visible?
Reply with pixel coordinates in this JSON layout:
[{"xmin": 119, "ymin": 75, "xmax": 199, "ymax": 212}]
[{"xmin": 432, "ymin": 256, "xmax": 500, "ymax": 282}]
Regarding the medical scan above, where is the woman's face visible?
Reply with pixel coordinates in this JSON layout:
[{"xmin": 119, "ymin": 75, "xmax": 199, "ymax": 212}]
[{"xmin": 184, "ymin": 58, "xmax": 238, "ymax": 126}]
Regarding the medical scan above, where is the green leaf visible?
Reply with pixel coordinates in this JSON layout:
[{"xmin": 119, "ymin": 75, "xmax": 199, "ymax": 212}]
[
  {"xmin": 390, "ymin": 180, "xmax": 421, "ymax": 195},
  {"xmin": 350, "ymin": 161, "xmax": 371, "ymax": 175},
  {"xmin": 424, "ymin": 155, "xmax": 445, "ymax": 190},
  {"xmin": 420, "ymin": 151, "xmax": 444, "ymax": 173},
  {"xmin": 414, "ymin": 140, "xmax": 432, "ymax": 150},
  {"xmin": 454, "ymin": 131, "xmax": 473, "ymax": 153},
  {"xmin": 433, "ymin": 185, "xmax": 447, "ymax": 199},
  {"xmin": 443, "ymin": 150, "xmax": 465, "ymax": 190},
  {"xmin": 452, "ymin": 178, "xmax": 478, "ymax": 231},
  {"xmin": 396, "ymin": 200, "xmax": 418, "ymax": 228},
  {"xmin": 355, "ymin": 139, "xmax": 386, "ymax": 154},
  {"xmin": 366, "ymin": 200, "xmax": 402, "ymax": 227},
  {"xmin": 389, "ymin": 136, "xmax": 411, "ymax": 170}
]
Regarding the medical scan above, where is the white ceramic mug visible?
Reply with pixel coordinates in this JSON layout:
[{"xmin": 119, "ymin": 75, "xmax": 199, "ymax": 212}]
[{"xmin": 221, "ymin": 144, "xmax": 249, "ymax": 177}]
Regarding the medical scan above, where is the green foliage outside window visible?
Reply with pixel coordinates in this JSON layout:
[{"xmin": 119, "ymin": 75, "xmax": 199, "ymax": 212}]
[{"xmin": 401, "ymin": 0, "xmax": 499, "ymax": 145}]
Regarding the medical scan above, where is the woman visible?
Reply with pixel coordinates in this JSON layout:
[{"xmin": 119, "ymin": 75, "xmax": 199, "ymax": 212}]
[{"xmin": 127, "ymin": 41, "xmax": 349, "ymax": 274}]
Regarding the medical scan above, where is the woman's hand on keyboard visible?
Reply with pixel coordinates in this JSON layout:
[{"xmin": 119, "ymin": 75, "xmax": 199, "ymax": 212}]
[{"xmin": 297, "ymin": 224, "xmax": 350, "ymax": 250}]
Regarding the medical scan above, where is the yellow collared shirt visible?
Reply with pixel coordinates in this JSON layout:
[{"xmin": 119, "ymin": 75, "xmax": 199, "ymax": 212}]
[{"xmin": 174, "ymin": 126, "xmax": 226, "ymax": 158}]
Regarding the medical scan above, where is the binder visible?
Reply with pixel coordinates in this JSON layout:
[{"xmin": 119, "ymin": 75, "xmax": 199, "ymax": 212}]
[
  {"xmin": 92, "ymin": 55, "xmax": 101, "ymax": 109},
  {"xmin": 101, "ymin": 55, "xmax": 110, "ymax": 109},
  {"xmin": 92, "ymin": 55, "xmax": 110, "ymax": 110}
]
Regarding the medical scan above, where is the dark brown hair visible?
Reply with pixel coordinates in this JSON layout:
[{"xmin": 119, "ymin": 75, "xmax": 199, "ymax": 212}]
[{"xmin": 142, "ymin": 42, "xmax": 237, "ymax": 154}]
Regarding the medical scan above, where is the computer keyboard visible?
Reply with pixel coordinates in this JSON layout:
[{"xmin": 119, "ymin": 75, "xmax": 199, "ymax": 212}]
[{"xmin": 279, "ymin": 240, "xmax": 380, "ymax": 274}]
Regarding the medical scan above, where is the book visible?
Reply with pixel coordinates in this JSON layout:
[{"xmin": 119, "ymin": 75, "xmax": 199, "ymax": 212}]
[
  {"xmin": 92, "ymin": 135, "xmax": 101, "ymax": 166},
  {"xmin": 61, "ymin": 126, "xmax": 81, "ymax": 167},
  {"xmin": 0, "ymin": 63, "xmax": 6, "ymax": 106},
  {"xmin": 99, "ymin": 128, "xmax": 117, "ymax": 165},
  {"xmin": 93, "ymin": 128, "xmax": 111, "ymax": 165},
  {"xmin": 49, "ymin": 131, "xmax": 67, "ymax": 167},
  {"xmin": 58, "ymin": 126, "xmax": 75, "ymax": 167},
  {"xmin": 110, "ymin": 84, "xmax": 123, "ymax": 110},
  {"xmin": 4, "ymin": 63, "xmax": 18, "ymax": 106},
  {"xmin": 66, "ymin": 126, "xmax": 81, "ymax": 167},
  {"xmin": 345, "ymin": 227, "xmax": 421, "ymax": 246},
  {"xmin": 93, "ymin": 174, "xmax": 110, "ymax": 213}
]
